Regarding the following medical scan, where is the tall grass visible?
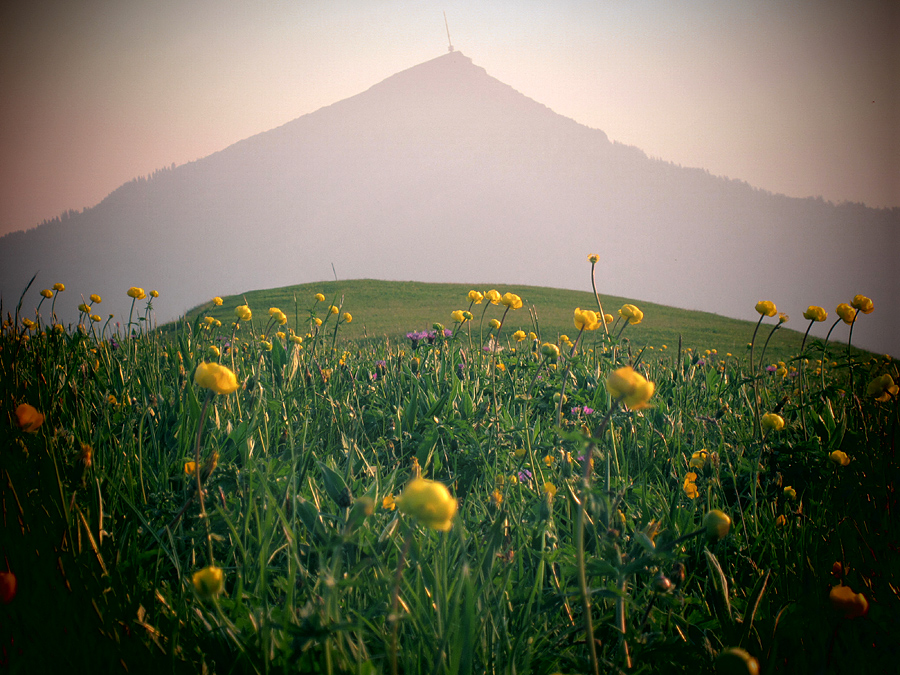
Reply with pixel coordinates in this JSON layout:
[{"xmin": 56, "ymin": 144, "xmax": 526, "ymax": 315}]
[{"xmin": 2, "ymin": 279, "xmax": 897, "ymax": 674}]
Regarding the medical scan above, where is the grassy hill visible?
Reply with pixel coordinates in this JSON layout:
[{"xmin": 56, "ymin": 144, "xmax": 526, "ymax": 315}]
[{"xmin": 175, "ymin": 279, "xmax": 865, "ymax": 365}]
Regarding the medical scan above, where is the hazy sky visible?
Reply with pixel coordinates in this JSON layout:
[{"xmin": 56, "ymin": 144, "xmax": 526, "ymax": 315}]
[{"xmin": 1, "ymin": 0, "xmax": 897, "ymax": 238}]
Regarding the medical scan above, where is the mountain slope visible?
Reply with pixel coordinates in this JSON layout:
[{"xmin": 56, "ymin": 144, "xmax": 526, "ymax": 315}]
[{"xmin": 1, "ymin": 51, "xmax": 897, "ymax": 353}]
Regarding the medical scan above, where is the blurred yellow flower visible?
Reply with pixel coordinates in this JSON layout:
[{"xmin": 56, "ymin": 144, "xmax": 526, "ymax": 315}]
[
  {"xmin": 618, "ymin": 304, "xmax": 643, "ymax": 325},
  {"xmin": 867, "ymin": 374, "xmax": 899, "ymax": 402},
  {"xmin": 15, "ymin": 403, "xmax": 44, "ymax": 433},
  {"xmin": 150, "ymin": 290, "xmax": 159, "ymax": 298},
  {"xmin": 851, "ymin": 294, "xmax": 873, "ymax": 314},
  {"xmin": 777, "ymin": 313, "xmax": 789, "ymax": 324},
  {"xmin": 397, "ymin": 478, "xmax": 457, "ymax": 531},
  {"xmin": 543, "ymin": 482, "xmax": 557, "ymax": 498},
  {"xmin": 683, "ymin": 474, "xmax": 699, "ymax": 499},
  {"xmin": 703, "ymin": 509, "xmax": 731, "ymax": 541},
  {"xmin": 185, "ymin": 461, "xmax": 197, "ymax": 475},
  {"xmin": 755, "ymin": 300, "xmax": 777, "ymax": 317},
  {"xmin": 290, "ymin": 334, "xmax": 303, "ymax": 345},
  {"xmin": 329, "ymin": 305, "xmax": 339, "ymax": 315},
  {"xmin": 213, "ymin": 296, "xmax": 223, "ymax": 306},
  {"xmin": 501, "ymin": 292, "xmax": 523, "ymax": 309},
  {"xmin": 53, "ymin": 283, "xmax": 65, "ymax": 292},
  {"xmin": 467, "ymin": 290, "xmax": 484, "ymax": 304},
  {"xmin": 78, "ymin": 303, "xmax": 91, "ymax": 313},
  {"xmin": 829, "ymin": 450, "xmax": 850, "ymax": 466},
  {"xmin": 603, "ymin": 313, "xmax": 614, "ymax": 324},
  {"xmin": 315, "ymin": 293, "xmax": 325, "ymax": 302},
  {"xmin": 194, "ymin": 362, "xmax": 239, "ymax": 395},
  {"xmin": 90, "ymin": 314, "xmax": 101, "ymax": 322},
  {"xmin": 382, "ymin": 494, "xmax": 396, "ymax": 511},
  {"xmin": 761, "ymin": 413, "xmax": 785, "ymax": 432},
  {"xmin": 829, "ymin": 584, "xmax": 868, "ymax": 618},
  {"xmin": 540, "ymin": 342, "xmax": 560, "ymax": 362},
  {"xmin": 40, "ymin": 289, "xmax": 53, "ymax": 298},
  {"xmin": 587, "ymin": 253, "xmax": 600, "ymax": 264},
  {"xmin": 192, "ymin": 566, "xmax": 224, "ymax": 599},
  {"xmin": 803, "ymin": 306, "xmax": 827, "ymax": 322},
  {"xmin": 836, "ymin": 303, "xmax": 856, "ymax": 324},
  {"xmin": 485, "ymin": 289, "xmax": 501, "ymax": 305},
  {"xmin": 783, "ymin": 486, "xmax": 797, "ymax": 501},
  {"xmin": 512, "ymin": 330, "xmax": 527, "ymax": 342},
  {"xmin": 574, "ymin": 307, "xmax": 600, "ymax": 331},
  {"xmin": 543, "ymin": 455, "xmax": 554, "ymax": 467},
  {"xmin": 689, "ymin": 450, "xmax": 709, "ymax": 469},
  {"xmin": 314, "ymin": 317, "xmax": 322, "ymax": 326},
  {"xmin": 235, "ymin": 305, "xmax": 252, "ymax": 322},
  {"xmin": 606, "ymin": 366, "xmax": 655, "ymax": 410},
  {"xmin": 451, "ymin": 310, "xmax": 466, "ymax": 323},
  {"xmin": 489, "ymin": 318, "xmax": 501, "ymax": 330},
  {"xmin": 127, "ymin": 287, "xmax": 146, "ymax": 300}
]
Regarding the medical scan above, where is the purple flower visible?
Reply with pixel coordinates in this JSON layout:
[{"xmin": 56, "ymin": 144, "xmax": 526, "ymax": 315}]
[
  {"xmin": 406, "ymin": 330, "xmax": 429, "ymax": 349},
  {"xmin": 766, "ymin": 365, "xmax": 777, "ymax": 373},
  {"xmin": 697, "ymin": 359, "xmax": 706, "ymax": 367},
  {"xmin": 517, "ymin": 469, "xmax": 532, "ymax": 483},
  {"xmin": 570, "ymin": 406, "xmax": 594, "ymax": 415},
  {"xmin": 109, "ymin": 337, "xmax": 119, "ymax": 351}
]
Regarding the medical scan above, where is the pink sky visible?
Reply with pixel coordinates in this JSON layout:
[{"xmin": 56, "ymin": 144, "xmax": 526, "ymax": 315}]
[{"xmin": 1, "ymin": 0, "xmax": 897, "ymax": 238}]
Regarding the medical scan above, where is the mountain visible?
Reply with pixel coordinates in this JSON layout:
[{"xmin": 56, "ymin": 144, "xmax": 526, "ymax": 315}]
[{"xmin": 1, "ymin": 51, "xmax": 897, "ymax": 354}]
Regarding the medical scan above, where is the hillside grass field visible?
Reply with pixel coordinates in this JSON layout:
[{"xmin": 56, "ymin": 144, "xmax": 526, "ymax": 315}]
[{"xmin": 2, "ymin": 275, "xmax": 897, "ymax": 674}]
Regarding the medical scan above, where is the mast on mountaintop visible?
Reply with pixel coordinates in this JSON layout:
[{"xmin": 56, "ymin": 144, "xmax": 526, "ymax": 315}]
[{"xmin": 444, "ymin": 11, "xmax": 454, "ymax": 52}]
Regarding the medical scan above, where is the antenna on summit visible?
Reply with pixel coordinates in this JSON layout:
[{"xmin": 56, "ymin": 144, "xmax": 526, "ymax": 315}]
[{"xmin": 443, "ymin": 11, "xmax": 454, "ymax": 52}]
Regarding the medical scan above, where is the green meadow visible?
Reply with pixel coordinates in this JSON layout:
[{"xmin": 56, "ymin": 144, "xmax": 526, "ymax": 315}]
[{"xmin": 2, "ymin": 275, "xmax": 897, "ymax": 674}]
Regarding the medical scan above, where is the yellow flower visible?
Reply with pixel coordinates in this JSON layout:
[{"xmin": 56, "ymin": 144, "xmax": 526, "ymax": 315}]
[
  {"xmin": 755, "ymin": 300, "xmax": 776, "ymax": 317},
  {"xmin": 274, "ymin": 310, "xmax": 288, "ymax": 325},
  {"xmin": 606, "ymin": 366, "xmax": 655, "ymax": 410},
  {"xmin": 451, "ymin": 310, "xmax": 467, "ymax": 323},
  {"xmin": 290, "ymin": 334, "xmax": 303, "ymax": 345},
  {"xmin": 127, "ymin": 287, "xmax": 146, "ymax": 300},
  {"xmin": 543, "ymin": 482, "xmax": 557, "ymax": 498},
  {"xmin": 78, "ymin": 303, "xmax": 91, "ymax": 313},
  {"xmin": 603, "ymin": 313, "xmax": 614, "ymax": 324},
  {"xmin": 150, "ymin": 290, "xmax": 159, "ymax": 298},
  {"xmin": 683, "ymin": 477, "xmax": 699, "ymax": 500},
  {"xmin": 90, "ymin": 314, "xmax": 101, "ymax": 322},
  {"xmin": 512, "ymin": 330, "xmax": 527, "ymax": 342},
  {"xmin": 53, "ymin": 283, "xmax": 65, "ymax": 292},
  {"xmin": 851, "ymin": 294, "xmax": 873, "ymax": 314},
  {"xmin": 514, "ymin": 447, "xmax": 527, "ymax": 458},
  {"xmin": 490, "ymin": 489, "xmax": 503, "ymax": 507},
  {"xmin": 715, "ymin": 648, "xmax": 760, "ymax": 675},
  {"xmin": 489, "ymin": 318, "xmax": 501, "ymax": 330},
  {"xmin": 208, "ymin": 345, "xmax": 220, "ymax": 357},
  {"xmin": 829, "ymin": 584, "xmax": 868, "ymax": 618},
  {"xmin": 689, "ymin": 450, "xmax": 709, "ymax": 469},
  {"xmin": 235, "ymin": 305, "xmax": 252, "ymax": 322},
  {"xmin": 467, "ymin": 290, "xmax": 484, "ymax": 304},
  {"xmin": 40, "ymin": 289, "xmax": 53, "ymax": 298},
  {"xmin": 540, "ymin": 342, "xmax": 560, "ymax": 362},
  {"xmin": 314, "ymin": 317, "xmax": 322, "ymax": 327},
  {"xmin": 15, "ymin": 403, "xmax": 44, "ymax": 433},
  {"xmin": 867, "ymin": 374, "xmax": 899, "ymax": 402},
  {"xmin": 761, "ymin": 413, "xmax": 785, "ymax": 432},
  {"xmin": 185, "ymin": 461, "xmax": 197, "ymax": 475},
  {"xmin": 573, "ymin": 307, "xmax": 600, "ymax": 331},
  {"xmin": 194, "ymin": 362, "xmax": 240, "ymax": 395},
  {"xmin": 703, "ymin": 509, "xmax": 731, "ymax": 541},
  {"xmin": 485, "ymin": 289, "xmax": 502, "ymax": 305},
  {"xmin": 543, "ymin": 454, "xmax": 554, "ymax": 467},
  {"xmin": 783, "ymin": 486, "xmax": 797, "ymax": 500},
  {"xmin": 500, "ymin": 292, "xmax": 523, "ymax": 309},
  {"xmin": 342, "ymin": 312, "xmax": 352, "ymax": 323},
  {"xmin": 213, "ymin": 296, "xmax": 223, "ymax": 306},
  {"xmin": 829, "ymin": 450, "xmax": 850, "ymax": 466},
  {"xmin": 396, "ymin": 478, "xmax": 457, "ymax": 531},
  {"xmin": 836, "ymin": 303, "xmax": 856, "ymax": 324},
  {"xmin": 618, "ymin": 304, "xmax": 644, "ymax": 325},
  {"xmin": 329, "ymin": 305, "xmax": 339, "ymax": 315},
  {"xmin": 382, "ymin": 494, "xmax": 396, "ymax": 511},
  {"xmin": 192, "ymin": 566, "xmax": 224, "ymax": 599},
  {"xmin": 587, "ymin": 253, "xmax": 600, "ymax": 264},
  {"xmin": 260, "ymin": 340, "xmax": 273, "ymax": 351},
  {"xmin": 803, "ymin": 306, "xmax": 827, "ymax": 322},
  {"xmin": 778, "ymin": 313, "xmax": 789, "ymax": 324}
]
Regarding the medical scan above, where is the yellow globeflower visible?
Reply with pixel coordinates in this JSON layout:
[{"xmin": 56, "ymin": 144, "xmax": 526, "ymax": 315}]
[
  {"xmin": 194, "ymin": 362, "xmax": 240, "ymax": 395},
  {"xmin": 540, "ymin": 343, "xmax": 560, "ymax": 362},
  {"xmin": 512, "ymin": 330, "xmax": 527, "ymax": 342},
  {"xmin": 755, "ymin": 300, "xmax": 776, "ymax": 317},
  {"xmin": 213, "ymin": 296, "xmax": 223, "ymax": 306},
  {"xmin": 52, "ymin": 283, "xmax": 65, "ymax": 292},
  {"xmin": 573, "ymin": 307, "xmax": 600, "ymax": 331},
  {"xmin": 451, "ymin": 310, "xmax": 467, "ymax": 323},
  {"xmin": 829, "ymin": 450, "xmax": 850, "ymax": 466},
  {"xmin": 467, "ymin": 290, "xmax": 484, "ymax": 304},
  {"xmin": 715, "ymin": 648, "xmax": 760, "ymax": 675},
  {"xmin": 867, "ymin": 374, "xmax": 899, "ymax": 402},
  {"xmin": 15, "ymin": 403, "xmax": 44, "ymax": 433},
  {"xmin": 342, "ymin": 312, "xmax": 352, "ymax": 323},
  {"xmin": 829, "ymin": 584, "xmax": 868, "ymax": 619},
  {"xmin": 836, "ymin": 303, "xmax": 856, "ymax": 324},
  {"xmin": 618, "ymin": 304, "xmax": 644, "ymax": 325},
  {"xmin": 761, "ymin": 413, "xmax": 785, "ymax": 432},
  {"xmin": 604, "ymin": 313, "xmax": 614, "ymax": 324},
  {"xmin": 500, "ymin": 292, "xmax": 523, "ymax": 309},
  {"xmin": 851, "ymin": 295, "xmax": 874, "ymax": 314},
  {"xmin": 606, "ymin": 366, "xmax": 655, "ymax": 410},
  {"xmin": 703, "ymin": 509, "xmax": 731, "ymax": 541},
  {"xmin": 150, "ymin": 290, "xmax": 159, "ymax": 298},
  {"xmin": 485, "ymin": 289, "xmax": 502, "ymax": 305},
  {"xmin": 329, "ymin": 305, "xmax": 339, "ymax": 315},
  {"xmin": 127, "ymin": 287, "xmax": 146, "ymax": 300},
  {"xmin": 489, "ymin": 318, "xmax": 501, "ymax": 330},
  {"xmin": 192, "ymin": 566, "xmax": 224, "ymax": 599},
  {"xmin": 803, "ymin": 306, "xmax": 827, "ymax": 322},
  {"xmin": 396, "ymin": 478, "xmax": 457, "ymax": 531},
  {"xmin": 90, "ymin": 314, "xmax": 101, "ymax": 322},
  {"xmin": 40, "ymin": 289, "xmax": 53, "ymax": 298},
  {"xmin": 78, "ymin": 303, "xmax": 91, "ymax": 313},
  {"xmin": 235, "ymin": 305, "xmax": 252, "ymax": 322},
  {"xmin": 587, "ymin": 253, "xmax": 600, "ymax": 264}
]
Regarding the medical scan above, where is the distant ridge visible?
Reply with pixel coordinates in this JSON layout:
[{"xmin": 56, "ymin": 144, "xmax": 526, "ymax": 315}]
[{"xmin": 1, "ymin": 51, "xmax": 897, "ymax": 353}]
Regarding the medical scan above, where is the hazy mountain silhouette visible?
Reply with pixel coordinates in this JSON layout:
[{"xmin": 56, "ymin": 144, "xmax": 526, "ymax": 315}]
[{"xmin": 1, "ymin": 51, "xmax": 897, "ymax": 353}]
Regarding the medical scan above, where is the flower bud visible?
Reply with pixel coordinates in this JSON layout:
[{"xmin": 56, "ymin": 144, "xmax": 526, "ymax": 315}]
[{"xmin": 703, "ymin": 509, "xmax": 731, "ymax": 542}]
